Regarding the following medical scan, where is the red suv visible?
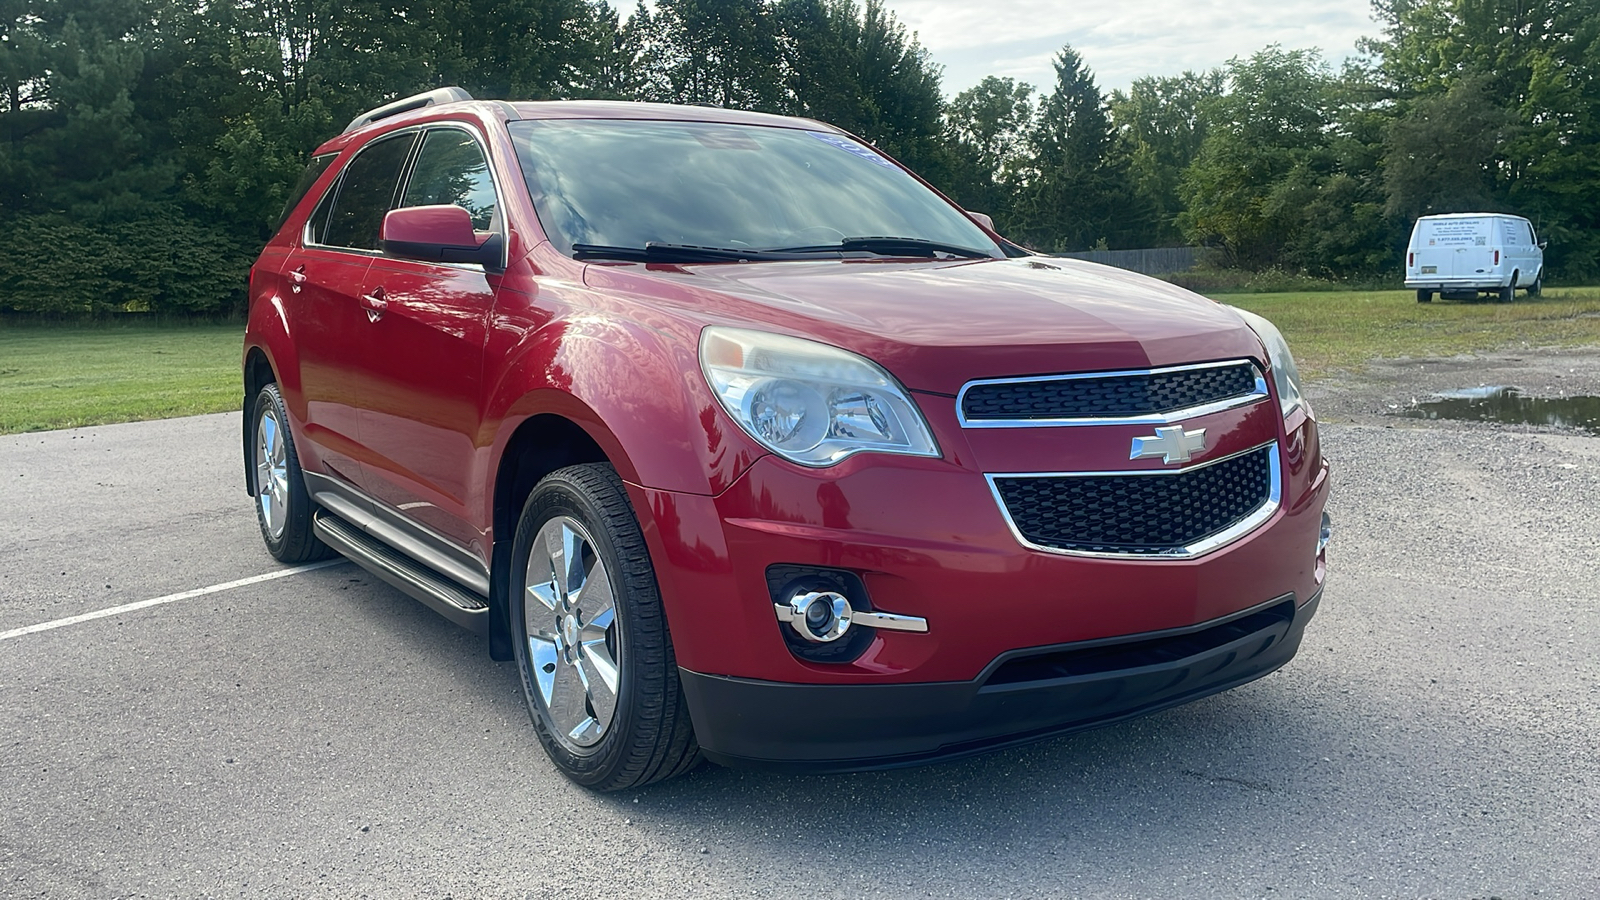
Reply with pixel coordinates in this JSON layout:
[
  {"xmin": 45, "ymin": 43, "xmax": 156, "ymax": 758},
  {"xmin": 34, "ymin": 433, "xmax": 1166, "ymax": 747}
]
[{"xmin": 245, "ymin": 88, "xmax": 1331, "ymax": 790}]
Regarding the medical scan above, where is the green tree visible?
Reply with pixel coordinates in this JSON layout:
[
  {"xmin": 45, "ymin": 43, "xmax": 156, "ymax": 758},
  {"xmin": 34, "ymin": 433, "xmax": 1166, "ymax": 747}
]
[
  {"xmin": 1110, "ymin": 70, "xmax": 1222, "ymax": 246},
  {"xmin": 1383, "ymin": 73, "xmax": 1516, "ymax": 220},
  {"xmin": 1011, "ymin": 46, "xmax": 1134, "ymax": 252},
  {"xmin": 647, "ymin": 0, "xmax": 785, "ymax": 109},
  {"xmin": 1178, "ymin": 47, "xmax": 1333, "ymax": 267},
  {"xmin": 939, "ymin": 75, "xmax": 1032, "ymax": 224}
]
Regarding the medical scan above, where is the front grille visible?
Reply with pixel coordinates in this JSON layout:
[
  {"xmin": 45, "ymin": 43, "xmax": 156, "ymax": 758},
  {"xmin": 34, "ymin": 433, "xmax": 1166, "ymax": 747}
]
[
  {"xmin": 961, "ymin": 361, "xmax": 1260, "ymax": 422},
  {"xmin": 992, "ymin": 445, "xmax": 1275, "ymax": 555}
]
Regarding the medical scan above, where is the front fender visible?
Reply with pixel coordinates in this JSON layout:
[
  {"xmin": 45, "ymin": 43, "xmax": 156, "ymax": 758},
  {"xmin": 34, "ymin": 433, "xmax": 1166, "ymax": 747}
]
[{"xmin": 480, "ymin": 283, "xmax": 767, "ymax": 507}]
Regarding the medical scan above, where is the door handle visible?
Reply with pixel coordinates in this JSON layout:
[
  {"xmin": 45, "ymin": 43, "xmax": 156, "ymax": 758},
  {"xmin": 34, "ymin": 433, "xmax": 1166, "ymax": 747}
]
[
  {"xmin": 359, "ymin": 286, "xmax": 387, "ymax": 322},
  {"xmin": 288, "ymin": 266, "xmax": 307, "ymax": 293}
]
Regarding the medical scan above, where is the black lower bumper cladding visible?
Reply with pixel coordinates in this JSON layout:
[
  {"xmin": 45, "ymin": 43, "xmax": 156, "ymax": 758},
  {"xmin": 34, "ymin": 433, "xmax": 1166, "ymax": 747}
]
[{"xmin": 681, "ymin": 589, "xmax": 1320, "ymax": 772}]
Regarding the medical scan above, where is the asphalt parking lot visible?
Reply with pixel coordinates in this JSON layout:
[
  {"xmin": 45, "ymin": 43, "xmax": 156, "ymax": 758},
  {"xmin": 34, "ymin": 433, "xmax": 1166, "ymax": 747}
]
[{"xmin": 2, "ymin": 406, "xmax": 1597, "ymax": 899}]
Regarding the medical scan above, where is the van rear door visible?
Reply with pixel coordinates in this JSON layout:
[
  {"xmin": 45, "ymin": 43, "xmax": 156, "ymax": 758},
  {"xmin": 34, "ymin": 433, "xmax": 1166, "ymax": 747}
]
[{"xmin": 1419, "ymin": 217, "xmax": 1495, "ymax": 278}]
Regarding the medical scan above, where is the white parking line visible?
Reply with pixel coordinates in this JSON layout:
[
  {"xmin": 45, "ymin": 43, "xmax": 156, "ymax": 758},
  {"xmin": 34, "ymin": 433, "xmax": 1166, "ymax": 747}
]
[{"xmin": 0, "ymin": 560, "xmax": 348, "ymax": 642}]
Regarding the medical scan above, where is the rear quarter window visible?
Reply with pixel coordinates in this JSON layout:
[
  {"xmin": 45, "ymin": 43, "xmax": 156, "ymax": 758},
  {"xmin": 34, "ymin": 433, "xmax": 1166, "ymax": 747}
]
[{"xmin": 277, "ymin": 152, "xmax": 338, "ymax": 230}]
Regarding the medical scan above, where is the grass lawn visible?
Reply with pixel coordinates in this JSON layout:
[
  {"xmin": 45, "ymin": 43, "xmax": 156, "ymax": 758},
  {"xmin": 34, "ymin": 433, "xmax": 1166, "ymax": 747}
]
[
  {"xmin": 0, "ymin": 321, "xmax": 243, "ymax": 435},
  {"xmin": 3, "ymin": 286, "xmax": 1600, "ymax": 435},
  {"xmin": 1221, "ymin": 286, "xmax": 1600, "ymax": 377}
]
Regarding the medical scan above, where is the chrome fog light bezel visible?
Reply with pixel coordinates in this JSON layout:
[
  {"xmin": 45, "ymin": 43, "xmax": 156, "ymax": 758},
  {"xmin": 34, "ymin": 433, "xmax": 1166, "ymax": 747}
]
[{"xmin": 777, "ymin": 590, "xmax": 854, "ymax": 643}]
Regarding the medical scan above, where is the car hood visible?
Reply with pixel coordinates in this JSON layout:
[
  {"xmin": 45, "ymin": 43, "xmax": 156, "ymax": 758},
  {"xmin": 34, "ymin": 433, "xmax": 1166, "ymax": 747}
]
[{"xmin": 582, "ymin": 256, "xmax": 1264, "ymax": 395}]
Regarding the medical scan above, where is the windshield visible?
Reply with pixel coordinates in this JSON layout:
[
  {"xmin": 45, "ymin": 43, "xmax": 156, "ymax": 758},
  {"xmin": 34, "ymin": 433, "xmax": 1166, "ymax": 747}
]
[{"xmin": 507, "ymin": 119, "xmax": 1000, "ymax": 259}]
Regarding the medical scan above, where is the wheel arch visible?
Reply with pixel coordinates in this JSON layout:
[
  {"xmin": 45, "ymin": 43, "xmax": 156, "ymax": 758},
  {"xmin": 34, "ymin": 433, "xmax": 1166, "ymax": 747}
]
[
  {"xmin": 485, "ymin": 407, "xmax": 636, "ymax": 662},
  {"xmin": 241, "ymin": 345, "xmax": 278, "ymax": 496}
]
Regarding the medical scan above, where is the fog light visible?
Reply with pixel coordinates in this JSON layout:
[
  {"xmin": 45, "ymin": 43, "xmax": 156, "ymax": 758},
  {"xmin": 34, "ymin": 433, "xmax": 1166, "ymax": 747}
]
[
  {"xmin": 779, "ymin": 590, "xmax": 853, "ymax": 643},
  {"xmin": 773, "ymin": 589, "xmax": 929, "ymax": 643}
]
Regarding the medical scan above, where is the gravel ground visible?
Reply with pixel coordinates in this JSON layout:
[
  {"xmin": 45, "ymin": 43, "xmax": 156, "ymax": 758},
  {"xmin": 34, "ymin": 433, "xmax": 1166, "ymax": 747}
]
[{"xmin": 1, "ymin": 362, "xmax": 1597, "ymax": 899}]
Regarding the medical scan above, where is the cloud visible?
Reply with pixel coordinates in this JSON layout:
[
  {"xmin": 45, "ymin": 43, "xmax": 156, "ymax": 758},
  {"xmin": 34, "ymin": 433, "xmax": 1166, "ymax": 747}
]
[{"xmin": 883, "ymin": 0, "xmax": 1378, "ymax": 93}]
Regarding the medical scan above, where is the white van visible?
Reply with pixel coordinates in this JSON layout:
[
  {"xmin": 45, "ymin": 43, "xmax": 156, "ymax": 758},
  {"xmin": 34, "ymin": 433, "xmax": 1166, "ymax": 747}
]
[{"xmin": 1405, "ymin": 213, "xmax": 1545, "ymax": 303}]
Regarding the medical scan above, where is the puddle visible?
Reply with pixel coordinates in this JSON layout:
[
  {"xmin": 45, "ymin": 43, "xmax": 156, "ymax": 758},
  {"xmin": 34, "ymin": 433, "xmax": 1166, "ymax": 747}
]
[{"xmin": 1400, "ymin": 387, "xmax": 1600, "ymax": 435}]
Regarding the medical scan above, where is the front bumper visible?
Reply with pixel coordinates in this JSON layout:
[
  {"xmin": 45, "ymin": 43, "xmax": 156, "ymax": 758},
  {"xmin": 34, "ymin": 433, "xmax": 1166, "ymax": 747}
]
[
  {"xmin": 637, "ymin": 404, "xmax": 1329, "ymax": 686},
  {"xmin": 682, "ymin": 588, "xmax": 1320, "ymax": 770}
]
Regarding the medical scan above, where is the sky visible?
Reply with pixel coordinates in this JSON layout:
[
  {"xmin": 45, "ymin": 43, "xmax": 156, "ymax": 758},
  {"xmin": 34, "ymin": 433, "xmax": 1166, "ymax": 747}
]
[{"xmin": 880, "ymin": 0, "xmax": 1382, "ymax": 95}]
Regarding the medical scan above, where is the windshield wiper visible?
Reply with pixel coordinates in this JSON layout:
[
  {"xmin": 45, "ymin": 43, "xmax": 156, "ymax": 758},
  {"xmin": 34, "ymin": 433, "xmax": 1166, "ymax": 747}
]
[
  {"xmin": 571, "ymin": 242, "xmax": 804, "ymax": 263},
  {"xmin": 843, "ymin": 237, "xmax": 995, "ymax": 258},
  {"xmin": 769, "ymin": 236, "xmax": 995, "ymax": 259},
  {"xmin": 572, "ymin": 237, "xmax": 995, "ymax": 263}
]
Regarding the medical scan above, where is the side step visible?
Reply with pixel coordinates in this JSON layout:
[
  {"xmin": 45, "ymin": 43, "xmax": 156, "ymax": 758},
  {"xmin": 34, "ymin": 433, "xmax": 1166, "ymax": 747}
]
[{"xmin": 313, "ymin": 512, "xmax": 488, "ymax": 634}]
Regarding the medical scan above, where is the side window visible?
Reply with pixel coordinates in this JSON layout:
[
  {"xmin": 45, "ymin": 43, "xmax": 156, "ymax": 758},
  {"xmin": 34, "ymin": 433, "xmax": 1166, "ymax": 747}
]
[
  {"xmin": 1528, "ymin": 222, "xmax": 1538, "ymax": 245},
  {"xmin": 400, "ymin": 128, "xmax": 499, "ymax": 231},
  {"xmin": 320, "ymin": 133, "xmax": 418, "ymax": 251},
  {"xmin": 278, "ymin": 152, "xmax": 338, "ymax": 230}
]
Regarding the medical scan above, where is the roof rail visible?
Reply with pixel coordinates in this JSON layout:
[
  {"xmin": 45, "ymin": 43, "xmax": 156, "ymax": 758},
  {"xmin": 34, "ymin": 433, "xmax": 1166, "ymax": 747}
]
[{"xmin": 343, "ymin": 87, "xmax": 474, "ymax": 135}]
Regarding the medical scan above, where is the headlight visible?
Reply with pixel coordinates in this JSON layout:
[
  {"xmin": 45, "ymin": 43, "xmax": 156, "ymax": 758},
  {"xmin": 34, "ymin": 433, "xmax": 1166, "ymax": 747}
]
[
  {"xmin": 1229, "ymin": 307, "xmax": 1304, "ymax": 418},
  {"xmin": 700, "ymin": 327, "xmax": 940, "ymax": 466}
]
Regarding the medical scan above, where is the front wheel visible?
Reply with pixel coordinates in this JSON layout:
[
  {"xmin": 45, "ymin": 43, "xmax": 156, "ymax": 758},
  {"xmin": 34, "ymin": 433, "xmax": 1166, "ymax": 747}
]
[
  {"xmin": 1527, "ymin": 273, "xmax": 1542, "ymax": 296},
  {"xmin": 510, "ymin": 463, "xmax": 700, "ymax": 790},
  {"xmin": 250, "ymin": 383, "xmax": 333, "ymax": 562}
]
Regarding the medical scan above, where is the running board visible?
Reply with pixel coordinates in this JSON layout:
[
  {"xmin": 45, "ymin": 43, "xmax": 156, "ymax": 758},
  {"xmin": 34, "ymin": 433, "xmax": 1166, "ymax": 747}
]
[{"xmin": 314, "ymin": 512, "xmax": 488, "ymax": 634}]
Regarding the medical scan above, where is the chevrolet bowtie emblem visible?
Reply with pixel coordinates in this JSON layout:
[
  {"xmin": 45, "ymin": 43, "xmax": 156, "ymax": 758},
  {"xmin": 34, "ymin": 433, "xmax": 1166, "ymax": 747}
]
[{"xmin": 1130, "ymin": 426, "xmax": 1207, "ymax": 464}]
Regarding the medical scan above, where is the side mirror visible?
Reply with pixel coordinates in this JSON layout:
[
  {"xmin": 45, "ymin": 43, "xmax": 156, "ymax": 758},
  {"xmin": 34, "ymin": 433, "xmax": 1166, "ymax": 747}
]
[
  {"xmin": 1538, "ymin": 240, "xmax": 1548, "ymax": 250},
  {"xmin": 382, "ymin": 205, "xmax": 503, "ymax": 268},
  {"xmin": 965, "ymin": 210, "xmax": 996, "ymax": 232}
]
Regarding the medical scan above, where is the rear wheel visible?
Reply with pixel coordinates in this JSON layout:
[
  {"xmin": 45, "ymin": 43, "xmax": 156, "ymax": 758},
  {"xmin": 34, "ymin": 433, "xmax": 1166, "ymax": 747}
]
[
  {"xmin": 1416, "ymin": 289, "xmax": 1433, "ymax": 303},
  {"xmin": 510, "ymin": 463, "xmax": 700, "ymax": 790},
  {"xmin": 250, "ymin": 383, "xmax": 334, "ymax": 563},
  {"xmin": 1498, "ymin": 277, "xmax": 1515, "ymax": 303}
]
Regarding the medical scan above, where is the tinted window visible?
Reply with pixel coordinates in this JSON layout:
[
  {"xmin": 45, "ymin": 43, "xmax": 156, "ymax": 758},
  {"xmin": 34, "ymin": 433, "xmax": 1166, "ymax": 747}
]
[
  {"xmin": 401, "ymin": 129, "xmax": 498, "ymax": 231},
  {"xmin": 321, "ymin": 133, "xmax": 417, "ymax": 250},
  {"xmin": 507, "ymin": 120, "xmax": 999, "ymax": 256},
  {"xmin": 278, "ymin": 152, "xmax": 337, "ymax": 229}
]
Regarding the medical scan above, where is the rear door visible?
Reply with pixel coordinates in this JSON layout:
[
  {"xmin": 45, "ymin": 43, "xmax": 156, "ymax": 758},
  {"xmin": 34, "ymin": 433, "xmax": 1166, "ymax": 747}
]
[
  {"xmin": 1412, "ymin": 219, "xmax": 1451, "ymax": 279},
  {"xmin": 1422, "ymin": 217, "xmax": 1493, "ymax": 279},
  {"xmin": 290, "ymin": 130, "xmax": 419, "ymax": 483},
  {"xmin": 352, "ymin": 124, "xmax": 503, "ymax": 552}
]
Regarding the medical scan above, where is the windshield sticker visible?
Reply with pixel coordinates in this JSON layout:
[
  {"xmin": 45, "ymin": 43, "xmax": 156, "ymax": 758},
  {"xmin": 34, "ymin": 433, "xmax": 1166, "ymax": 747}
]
[{"xmin": 806, "ymin": 131, "xmax": 895, "ymax": 168}]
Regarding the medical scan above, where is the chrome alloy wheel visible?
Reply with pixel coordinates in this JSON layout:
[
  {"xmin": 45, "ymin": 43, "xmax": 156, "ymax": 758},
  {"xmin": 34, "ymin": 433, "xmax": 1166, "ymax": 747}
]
[
  {"xmin": 254, "ymin": 405, "xmax": 289, "ymax": 541},
  {"xmin": 524, "ymin": 516, "xmax": 622, "ymax": 752}
]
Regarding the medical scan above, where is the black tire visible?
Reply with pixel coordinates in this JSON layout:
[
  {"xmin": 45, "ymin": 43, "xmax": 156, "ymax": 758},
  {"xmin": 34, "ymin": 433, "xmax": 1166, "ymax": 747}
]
[
  {"xmin": 1528, "ymin": 273, "xmax": 1542, "ymax": 296},
  {"xmin": 1498, "ymin": 281, "xmax": 1515, "ymax": 303},
  {"xmin": 510, "ymin": 463, "xmax": 700, "ymax": 790},
  {"xmin": 1416, "ymin": 289, "xmax": 1433, "ymax": 303},
  {"xmin": 249, "ymin": 383, "xmax": 335, "ymax": 563}
]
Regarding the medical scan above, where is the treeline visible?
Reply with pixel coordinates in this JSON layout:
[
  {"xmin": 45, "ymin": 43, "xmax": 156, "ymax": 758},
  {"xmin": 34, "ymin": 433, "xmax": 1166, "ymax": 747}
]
[{"xmin": 2, "ymin": 0, "xmax": 1597, "ymax": 314}]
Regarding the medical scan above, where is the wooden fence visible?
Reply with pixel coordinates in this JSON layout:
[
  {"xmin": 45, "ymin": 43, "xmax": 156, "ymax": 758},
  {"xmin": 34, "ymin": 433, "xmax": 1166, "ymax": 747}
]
[{"xmin": 1054, "ymin": 247, "xmax": 1208, "ymax": 275}]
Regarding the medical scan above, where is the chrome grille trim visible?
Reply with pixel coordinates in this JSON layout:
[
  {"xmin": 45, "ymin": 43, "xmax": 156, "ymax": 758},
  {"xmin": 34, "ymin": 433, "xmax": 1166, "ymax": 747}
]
[
  {"xmin": 985, "ymin": 441, "xmax": 1282, "ymax": 560},
  {"xmin": 957, "ymin": 359, "xmax": 1269, "ymax": 428}
]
